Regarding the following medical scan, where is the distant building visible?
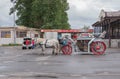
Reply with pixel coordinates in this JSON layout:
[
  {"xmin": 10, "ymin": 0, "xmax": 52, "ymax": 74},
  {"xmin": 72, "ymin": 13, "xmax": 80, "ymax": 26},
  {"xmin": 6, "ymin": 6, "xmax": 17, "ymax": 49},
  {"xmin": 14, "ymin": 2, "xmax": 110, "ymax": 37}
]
[
  {"xmin": 0, "ymin": 26, "xmax": 93, "ymax": 45},
  {"xmin": 0, "ymin": 26, "xmax": 40, "ymax": 45},
  {"xmin": 92, "ymin": 10, "xmax": 120, "ymax": 48}
]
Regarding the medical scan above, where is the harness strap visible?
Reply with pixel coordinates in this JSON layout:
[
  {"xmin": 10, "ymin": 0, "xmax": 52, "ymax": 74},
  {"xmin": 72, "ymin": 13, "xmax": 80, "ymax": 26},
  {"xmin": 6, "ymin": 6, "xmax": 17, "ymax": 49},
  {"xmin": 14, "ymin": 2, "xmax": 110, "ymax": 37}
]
[{"xmin": 45, "ymin": 39, "xmax": 48, "ymax": 47}]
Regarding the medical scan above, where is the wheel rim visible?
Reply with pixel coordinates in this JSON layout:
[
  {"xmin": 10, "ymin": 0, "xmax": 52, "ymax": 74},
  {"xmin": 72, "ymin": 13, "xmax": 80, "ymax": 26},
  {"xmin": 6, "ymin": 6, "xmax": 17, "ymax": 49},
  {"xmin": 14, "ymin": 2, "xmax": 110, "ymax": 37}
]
[
  {"xmin": 91, "ymin": 41, "xmax": 106, "ymax": 55},
  {"xmin": 62, "ymin": 45, "xmax": 72, "ymax": 55}
]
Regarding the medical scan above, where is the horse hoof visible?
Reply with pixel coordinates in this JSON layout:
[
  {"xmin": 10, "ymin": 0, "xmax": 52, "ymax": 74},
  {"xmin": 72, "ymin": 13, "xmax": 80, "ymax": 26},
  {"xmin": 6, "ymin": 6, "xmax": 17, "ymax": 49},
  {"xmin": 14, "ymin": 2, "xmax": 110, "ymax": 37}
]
[
  {"xmin": 52, "ymin": 52, "xmax": 54, "ymax": 55},
  {"xmin": 41, "ymin": 53, "xmax": 45, "ymax": 55},
  {"xmin": 55, "ymin": 53, "xmax": 58, "ymax": 55}
]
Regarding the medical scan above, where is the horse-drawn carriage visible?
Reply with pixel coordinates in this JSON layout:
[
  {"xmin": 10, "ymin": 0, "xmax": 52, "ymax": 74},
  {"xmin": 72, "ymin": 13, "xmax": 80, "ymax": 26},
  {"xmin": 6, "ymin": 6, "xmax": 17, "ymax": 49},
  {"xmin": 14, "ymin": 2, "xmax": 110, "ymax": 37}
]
[
  {"xmin": 34, "ymin": 31, "xmax": 106, "ymax": 55},
  {"xmin": 61, "ymin": 31, "xmax": 107, "ymax": 55}
]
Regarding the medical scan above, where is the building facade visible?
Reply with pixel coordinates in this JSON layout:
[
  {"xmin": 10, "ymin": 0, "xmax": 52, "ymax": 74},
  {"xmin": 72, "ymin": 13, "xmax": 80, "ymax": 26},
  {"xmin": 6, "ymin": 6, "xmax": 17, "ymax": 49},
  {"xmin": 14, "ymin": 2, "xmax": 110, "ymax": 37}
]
[
  {"xmin": 0, "ymin": 26, "xmax": 93, "ymax": 45},
  {"xmin": 0, "ymin": 26, "xmax": 40, "ymax": 45},
  {"xmin": 92, "ymin": 10, "xmax": 120, "ymax": 48}
]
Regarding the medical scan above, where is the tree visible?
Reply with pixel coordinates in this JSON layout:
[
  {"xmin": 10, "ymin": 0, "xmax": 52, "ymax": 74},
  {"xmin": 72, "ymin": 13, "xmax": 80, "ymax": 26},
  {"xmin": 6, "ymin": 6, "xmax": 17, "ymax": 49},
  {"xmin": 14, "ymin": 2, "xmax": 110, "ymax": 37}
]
[
  {"xmin": 82, "ymin": 25, "xmax": 90, "ymax": 30},
  {"xmin": 10, "ymin": 0, "xmax": 70, "ymax": 29}
]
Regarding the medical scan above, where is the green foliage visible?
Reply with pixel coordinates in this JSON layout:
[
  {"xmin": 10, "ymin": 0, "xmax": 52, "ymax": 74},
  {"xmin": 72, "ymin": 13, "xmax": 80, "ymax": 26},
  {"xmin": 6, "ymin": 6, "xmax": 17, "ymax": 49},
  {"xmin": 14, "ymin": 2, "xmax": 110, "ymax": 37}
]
[
  {"xmin": 2, "ymin": 43, "xmax": 22, "ymax": 46},
  {"xmin": 10, "ymin": 0, "xmax": 70, "ymax": 29},
  {"xmin": 82, "ymin": 25, "xmax": 90, "ymax": 30}
]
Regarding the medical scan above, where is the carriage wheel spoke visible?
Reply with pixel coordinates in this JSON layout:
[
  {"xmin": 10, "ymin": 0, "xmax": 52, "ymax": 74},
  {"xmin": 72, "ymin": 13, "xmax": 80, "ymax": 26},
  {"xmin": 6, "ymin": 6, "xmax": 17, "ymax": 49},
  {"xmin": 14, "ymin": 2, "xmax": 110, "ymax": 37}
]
[
  {"xmin": 62, "ymin": 45, "xmax": 72, "ymax": 55},
  {"xmin": 91, "ymin": 41, "xmax": 106, "ymax": 55}
]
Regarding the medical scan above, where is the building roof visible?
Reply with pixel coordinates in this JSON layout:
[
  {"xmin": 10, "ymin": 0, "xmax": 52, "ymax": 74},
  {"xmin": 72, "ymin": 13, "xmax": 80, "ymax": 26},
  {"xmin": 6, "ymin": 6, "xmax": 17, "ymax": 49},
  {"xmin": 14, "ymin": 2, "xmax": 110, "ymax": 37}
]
[
  {"xmin": 92, "ymin": 21, "xmax": 100, "ymax": 26},
  {"xmin": 105, "ymin": 10, "xmax": 120, "ymax": 17},
  {"xmin": 41, "ymin": 29, "xmax": 93, "ymax": 33},
  {"xmin": 92, "ymin": 10, "xmax": 120, "ymax": 27},
  {"xmin": 0, "ymin": 26, "xmax": 36, "ymax": 30}
]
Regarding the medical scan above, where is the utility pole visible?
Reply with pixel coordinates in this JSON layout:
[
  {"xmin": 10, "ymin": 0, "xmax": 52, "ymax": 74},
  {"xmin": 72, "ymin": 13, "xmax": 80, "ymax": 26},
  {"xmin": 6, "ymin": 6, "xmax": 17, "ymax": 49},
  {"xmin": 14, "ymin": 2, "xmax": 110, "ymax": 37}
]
[
  {"xmin": 108, "ymin": 19, "xmax": 111, "ymax": 48},
  {"xmin": 13, "ymin": 2, "xmax": 16, "ymax": 44}
]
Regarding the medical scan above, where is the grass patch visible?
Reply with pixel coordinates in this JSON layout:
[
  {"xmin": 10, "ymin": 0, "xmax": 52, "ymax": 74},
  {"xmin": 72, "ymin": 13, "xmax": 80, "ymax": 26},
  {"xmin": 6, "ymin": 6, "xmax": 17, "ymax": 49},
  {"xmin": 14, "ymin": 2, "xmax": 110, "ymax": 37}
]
[{"xmin": 2, "ymin": 43, "xmax": 22, "ymax": 46}]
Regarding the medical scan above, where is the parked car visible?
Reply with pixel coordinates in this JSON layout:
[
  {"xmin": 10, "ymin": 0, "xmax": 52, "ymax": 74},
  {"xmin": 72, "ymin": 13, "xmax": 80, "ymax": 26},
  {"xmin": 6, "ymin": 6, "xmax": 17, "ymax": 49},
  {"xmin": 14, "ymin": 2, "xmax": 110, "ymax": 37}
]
[{"xmin": 22, "ymin": 37, "xmax": 33, "ymax": 49}]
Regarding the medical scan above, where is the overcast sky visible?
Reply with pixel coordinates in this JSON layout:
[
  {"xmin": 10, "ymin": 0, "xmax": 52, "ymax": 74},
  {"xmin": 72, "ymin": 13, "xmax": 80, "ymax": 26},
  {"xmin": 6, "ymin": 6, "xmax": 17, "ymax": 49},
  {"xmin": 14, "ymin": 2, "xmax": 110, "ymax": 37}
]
[{"xmin": 0, "ymin": 0, "xmax": 120, "ymax": 29}]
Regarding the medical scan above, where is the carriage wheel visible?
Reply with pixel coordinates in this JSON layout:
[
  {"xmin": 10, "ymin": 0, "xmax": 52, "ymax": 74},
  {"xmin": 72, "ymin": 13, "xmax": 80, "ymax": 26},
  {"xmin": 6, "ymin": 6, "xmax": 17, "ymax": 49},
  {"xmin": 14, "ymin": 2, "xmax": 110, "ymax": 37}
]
[
  {"xmin": 91, "ymin": 41, "xmax": 106, "ymax": 55},
  {"xmin": 62, "ymin": 45, "xmax": 72, "ymax": 55}
]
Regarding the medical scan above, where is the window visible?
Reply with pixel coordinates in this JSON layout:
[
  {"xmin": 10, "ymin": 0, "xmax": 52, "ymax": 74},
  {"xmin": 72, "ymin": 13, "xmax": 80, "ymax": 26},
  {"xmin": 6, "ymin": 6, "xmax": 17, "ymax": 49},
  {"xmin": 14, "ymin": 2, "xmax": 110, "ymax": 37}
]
[
  {"xmin": 35, "ymin": 34, "xmax": 38, "ymax": 38},
  {"xmin": 1, "ymin": 31, "xmax": 11, "ymax": 38},
  {"xmin": 16, "ymin": 31, "xmax": 27, "ymax": 38}
]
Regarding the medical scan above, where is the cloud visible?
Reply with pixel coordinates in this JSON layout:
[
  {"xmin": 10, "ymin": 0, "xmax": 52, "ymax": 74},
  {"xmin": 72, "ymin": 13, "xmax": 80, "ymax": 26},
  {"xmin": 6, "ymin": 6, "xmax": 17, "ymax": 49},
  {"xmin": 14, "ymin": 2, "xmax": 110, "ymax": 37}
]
[
  {"xmin": 67, "ymin": 0, "xmax": 120, "ymax": 29},
  {"xmin": 0, "ymin": 0, "xmax": 120, "ymax": 29},
  {"xmin": 0, "ymin": 0, "xmax": 13, "ymax": 26},
  {"xmin": 67, "ymin": 0, "xmax": 99, "ymax": 28}
]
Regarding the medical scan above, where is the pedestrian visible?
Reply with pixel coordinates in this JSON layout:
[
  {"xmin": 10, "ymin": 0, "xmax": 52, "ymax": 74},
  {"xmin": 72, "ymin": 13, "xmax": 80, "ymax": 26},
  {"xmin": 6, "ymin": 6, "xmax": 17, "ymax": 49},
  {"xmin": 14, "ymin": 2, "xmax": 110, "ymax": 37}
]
[
  {"xmin": 73, "ymin": 33, "xmax": 78, "ymax": 41},
  {"xmin": 32, "ymin": 39, "xmax": 35, "ymax": 49},
  {"xmin": 25, "ymin": 39, "xmax": 29, "ymax": 48},
  {"xmin": 72, "ymin": 33, "xmax": 78, "ymax": 52},
  {"xmin": 57, "ymin": 34, "xmax": 62, "ymax": 44}
]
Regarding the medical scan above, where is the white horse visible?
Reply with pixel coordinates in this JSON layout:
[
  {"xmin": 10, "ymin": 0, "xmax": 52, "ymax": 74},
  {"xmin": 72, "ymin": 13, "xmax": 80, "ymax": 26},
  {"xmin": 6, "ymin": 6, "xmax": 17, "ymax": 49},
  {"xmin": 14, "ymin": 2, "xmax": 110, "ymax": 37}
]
[{"xmin": 36, "ymin": 38, "xmax": 60, "ymax": 55}]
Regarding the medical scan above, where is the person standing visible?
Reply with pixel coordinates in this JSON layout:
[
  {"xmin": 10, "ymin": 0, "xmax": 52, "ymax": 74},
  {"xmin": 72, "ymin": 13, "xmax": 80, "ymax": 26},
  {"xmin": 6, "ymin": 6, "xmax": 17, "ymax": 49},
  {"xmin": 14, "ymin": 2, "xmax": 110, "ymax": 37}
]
[
  {"xmin": 57, "ymin": 33, "xmax": 62, "ymax": 44},
  {"xmin": 25, "ymin": 39, "xmax": 29, "ymax": 49},
  {"xmin": 72, "ymin": 33, "xmax": 78, "ymax": 52},
  {"xmin": 73, "ymin": 33, "xmax": 78, "ymax": 41},
  {"xmin": 32, "ymin": 39, "xmax": 35, "ymax": 49}
]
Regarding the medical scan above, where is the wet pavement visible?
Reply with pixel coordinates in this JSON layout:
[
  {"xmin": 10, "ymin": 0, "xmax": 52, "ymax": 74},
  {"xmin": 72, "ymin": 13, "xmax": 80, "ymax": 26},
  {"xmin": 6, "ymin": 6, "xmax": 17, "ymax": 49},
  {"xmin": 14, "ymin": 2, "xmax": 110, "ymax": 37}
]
[{"xmin": 0, "ymin": 46, "xmax": 120, "ymax": 79}]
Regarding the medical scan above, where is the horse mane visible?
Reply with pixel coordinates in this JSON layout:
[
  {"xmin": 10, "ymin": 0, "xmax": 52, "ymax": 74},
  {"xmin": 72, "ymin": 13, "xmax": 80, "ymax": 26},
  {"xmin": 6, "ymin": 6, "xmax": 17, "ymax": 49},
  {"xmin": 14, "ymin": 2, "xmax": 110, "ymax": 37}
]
[
  {"xmin": 36, "ymin": 38, "xmax": 59, "ymax": 44},
  {"xmin": 36, "ymin": 38, "xmax": 46, "ymax": 44}
]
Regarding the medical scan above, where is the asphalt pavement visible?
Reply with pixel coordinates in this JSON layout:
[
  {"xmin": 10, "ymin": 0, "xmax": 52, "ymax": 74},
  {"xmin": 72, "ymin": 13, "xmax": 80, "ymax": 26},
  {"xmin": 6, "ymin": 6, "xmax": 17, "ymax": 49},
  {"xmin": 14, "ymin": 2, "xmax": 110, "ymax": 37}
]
[{"xmin": 0, "ymin": 46, "xmax": 120, "ymax": 79}]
